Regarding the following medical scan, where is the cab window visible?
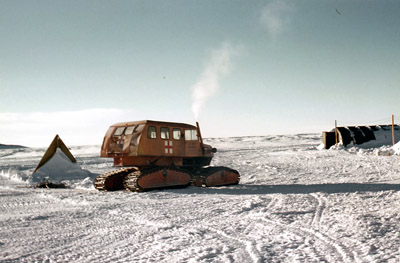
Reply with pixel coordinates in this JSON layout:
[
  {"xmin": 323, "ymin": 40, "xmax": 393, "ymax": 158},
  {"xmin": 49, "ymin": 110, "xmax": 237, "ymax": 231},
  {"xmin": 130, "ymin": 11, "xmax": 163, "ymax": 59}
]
[
  {"xmin": 191, "ymin": 130, "xmax": 198, "ymax": 140},
  {"xmin": 124, "ymin": 126, "xmax": 136, "ymax": 135},
  {"xmin": 173, "ymin": 128, "xmax": 181, "ymax": 140},
  {"xmin": 148, "ymin": 126, "xmax": 157, "ymax": 139},
  {"xmin": 185, "ymin": 129, "xmax": 198, "ymax": 141},
  {"xmin": 136, "ymin": 124, "xmax": 145, "ymax": 133},
  {"xmin": 161, "ymin": 127, "xmax": 170, "ymax": 139},
  {"xmin": 114, "ymin": 127, "xmax": 125, "ymax": 136}
]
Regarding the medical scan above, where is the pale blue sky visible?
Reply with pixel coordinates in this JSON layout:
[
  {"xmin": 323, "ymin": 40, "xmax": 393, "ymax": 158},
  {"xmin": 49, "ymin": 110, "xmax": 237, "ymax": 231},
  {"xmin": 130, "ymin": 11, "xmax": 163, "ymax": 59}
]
[{"xmin": 1, "ymin": 0, "xmax": 400, "ymax": 146}]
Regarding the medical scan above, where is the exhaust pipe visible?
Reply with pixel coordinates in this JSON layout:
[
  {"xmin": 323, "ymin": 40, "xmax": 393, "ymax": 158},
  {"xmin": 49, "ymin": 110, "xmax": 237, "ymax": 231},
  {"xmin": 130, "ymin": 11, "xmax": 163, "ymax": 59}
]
[{"xmin": 196, "ymin": 122, "xmax": 205, "ymax": 154}]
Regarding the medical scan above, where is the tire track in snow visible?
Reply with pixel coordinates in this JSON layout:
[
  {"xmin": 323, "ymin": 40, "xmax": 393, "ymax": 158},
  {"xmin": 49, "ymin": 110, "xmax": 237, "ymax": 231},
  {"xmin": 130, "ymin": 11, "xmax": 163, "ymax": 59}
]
[
  {"xmin": 247, "ymin": 194, "xmax": 365, "ymax": 263},
  {"xmin": 309, "ymin": 193, "xmax": 354, "ymax": 261},
  {"xmin": 310, "ymin": 193, "xmax": 327, "ymax": 226},
  {"xmin": 310, "ymin": 193, "xmax": 376, "ymax": 263},
  {"xmin": 3, "ymin": 216, "xmax": 113, "ymax": 262},
  {"xmin": 125, "ymin": 205, "xmax": 264, "ymax": 263},
  {"xmin": 260, "ymin": 193, "xmax": 363, "ymax": 262},
  {"xmin": 143, "ymin": 195, "xmax": 265, "ymax": 262},
  {"xmin": 0, "ymin": 194, "xmax": 53, "ymax": 209},
  {"xmin": 308, "ymin": 193, "xmax": 368, "ymax": 262},
  {"xmin": 82, "ymin": 202, "xmax": 263, "ymax": 262},
  {"xmin": 195, "ymin": 225, "xmax": 264, "ymax": 263},
  {"xmin": 7, "ymin": 209, "xmax": 149, "ymax": 262},
  {"xmin": 1, "ymin": 195, "xmax": 138, "ymax": 262},
  {"xmin": 265, "ymin": 196, "xmax": 277, "ymax": 210},
  {"xmin": 254, "ymin": 214, "xmax": 354, "ymax": 262}
]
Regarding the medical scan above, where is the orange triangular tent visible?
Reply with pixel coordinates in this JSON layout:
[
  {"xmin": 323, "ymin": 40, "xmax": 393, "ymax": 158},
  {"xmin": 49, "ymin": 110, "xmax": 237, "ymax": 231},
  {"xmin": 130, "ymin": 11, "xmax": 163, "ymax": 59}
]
[{"xmin": 33, "ymin": 135, "xmax": 76, "ymax": 173}]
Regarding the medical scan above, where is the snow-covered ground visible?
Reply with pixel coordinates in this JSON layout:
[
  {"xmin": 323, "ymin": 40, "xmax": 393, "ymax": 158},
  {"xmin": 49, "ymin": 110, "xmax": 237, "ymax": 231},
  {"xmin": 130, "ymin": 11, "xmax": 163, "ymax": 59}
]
[{"xmin": 1, "ymin": 134, "xmax": 400, "ymax": 262}]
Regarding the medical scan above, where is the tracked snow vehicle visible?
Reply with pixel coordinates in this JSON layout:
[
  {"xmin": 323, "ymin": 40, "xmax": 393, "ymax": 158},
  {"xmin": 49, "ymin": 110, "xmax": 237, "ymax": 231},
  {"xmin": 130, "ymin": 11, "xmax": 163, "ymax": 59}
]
[{"xmin": 94, "ymin": 120, "xmax": 240, "ymax": 191}]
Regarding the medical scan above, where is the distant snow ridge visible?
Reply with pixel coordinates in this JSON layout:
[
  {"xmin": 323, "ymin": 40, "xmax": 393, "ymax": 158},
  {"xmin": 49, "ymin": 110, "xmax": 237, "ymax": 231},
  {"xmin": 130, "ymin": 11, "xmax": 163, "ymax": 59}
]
[{"xmin": 32, "ymin": 148, "xmax": 92, "ymax": 183}]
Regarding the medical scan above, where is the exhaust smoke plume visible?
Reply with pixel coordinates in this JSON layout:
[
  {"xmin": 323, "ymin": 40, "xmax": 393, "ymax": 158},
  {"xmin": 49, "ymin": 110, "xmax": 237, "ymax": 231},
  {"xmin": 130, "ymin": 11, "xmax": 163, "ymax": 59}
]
[
  {"xmin": 191, "ymin": 43, "xmax": 238, "ymax": 120},
  {"xmin": 260, "ymin": 0, "xmax": 293, "ymax": 37}
]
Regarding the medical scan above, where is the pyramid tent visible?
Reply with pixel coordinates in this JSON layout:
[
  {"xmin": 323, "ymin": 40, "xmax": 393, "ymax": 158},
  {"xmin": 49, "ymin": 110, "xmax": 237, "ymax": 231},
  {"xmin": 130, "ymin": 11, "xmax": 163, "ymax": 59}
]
[{"xmin": 34, "ymin": 135, "xmax": 76, "ymax": 173}]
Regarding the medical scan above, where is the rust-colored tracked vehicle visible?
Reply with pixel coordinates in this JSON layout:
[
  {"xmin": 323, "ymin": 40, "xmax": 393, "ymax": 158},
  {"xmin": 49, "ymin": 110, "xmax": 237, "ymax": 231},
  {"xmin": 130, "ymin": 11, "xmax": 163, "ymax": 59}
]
[{"xmin": 94, "ymin": 120, "xmax": 240, "ymax": 192}]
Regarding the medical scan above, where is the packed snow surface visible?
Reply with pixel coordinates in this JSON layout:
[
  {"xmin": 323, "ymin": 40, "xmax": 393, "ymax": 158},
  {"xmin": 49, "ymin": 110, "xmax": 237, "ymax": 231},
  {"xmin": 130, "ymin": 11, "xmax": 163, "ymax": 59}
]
[{"xmin": 1, "ymin": 135, "xmax": 400, "ymax": 262}]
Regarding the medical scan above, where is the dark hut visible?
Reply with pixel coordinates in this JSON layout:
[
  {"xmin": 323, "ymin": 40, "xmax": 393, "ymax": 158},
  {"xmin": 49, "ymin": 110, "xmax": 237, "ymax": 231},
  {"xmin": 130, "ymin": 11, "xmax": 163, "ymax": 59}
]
[{"xmin": 322, "ymin": 125, "xmax": 400, "ymax": 149}]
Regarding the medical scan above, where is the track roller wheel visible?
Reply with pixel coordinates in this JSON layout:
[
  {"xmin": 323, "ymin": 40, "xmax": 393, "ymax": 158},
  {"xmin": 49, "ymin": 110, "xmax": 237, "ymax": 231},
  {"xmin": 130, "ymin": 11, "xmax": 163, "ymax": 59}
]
[
  {"xmin": 94, "ymin": 167, "xmax": 138, "ymax": 191},
  {"xmin": 124, "ymin": 167, "xmax": 191, "ymax": 192},
  {"xmin": 193, "ymin": 166, "xmax": 240, "ymax": 187}
]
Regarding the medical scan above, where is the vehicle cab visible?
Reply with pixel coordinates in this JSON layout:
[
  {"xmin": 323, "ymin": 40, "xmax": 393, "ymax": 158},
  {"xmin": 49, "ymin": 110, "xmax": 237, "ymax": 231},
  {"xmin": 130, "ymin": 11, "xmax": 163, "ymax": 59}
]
[{"xmin": 100, "ymin": 120, "xmax": 215, "ymax": 167}]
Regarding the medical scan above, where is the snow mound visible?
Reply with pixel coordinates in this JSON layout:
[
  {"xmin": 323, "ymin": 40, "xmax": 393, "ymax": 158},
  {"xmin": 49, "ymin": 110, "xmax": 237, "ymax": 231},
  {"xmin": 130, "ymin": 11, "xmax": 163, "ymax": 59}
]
[
  {"xmin": 392, "ymin": 141, "xmax": 400, "ymax": 155},
  {"xmin": 32, "ymin": 148, "xmax": 93, "ymax": 183}
]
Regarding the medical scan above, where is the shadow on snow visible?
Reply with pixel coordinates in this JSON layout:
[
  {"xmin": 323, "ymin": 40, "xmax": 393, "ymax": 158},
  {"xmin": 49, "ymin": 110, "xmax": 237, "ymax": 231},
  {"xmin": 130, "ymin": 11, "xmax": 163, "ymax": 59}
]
[{"xmin": 178, "ymin": 183, "xmax": 400, "ymax": 195}]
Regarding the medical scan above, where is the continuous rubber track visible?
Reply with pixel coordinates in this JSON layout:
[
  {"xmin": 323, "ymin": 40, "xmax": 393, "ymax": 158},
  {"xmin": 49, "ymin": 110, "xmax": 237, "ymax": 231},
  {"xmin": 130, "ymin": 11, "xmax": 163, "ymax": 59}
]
[
  {"xmin": 94, "ymin": 166, "xmax": 240, "ymax": 192},
  {"xmin": 123, "ymin": 167, "xmax": 192, "ymax": 192},
  {"xmin": 94, "ymin": 167, "xmax": 138, "ymax": 191},
  {"xmin": 192, "ymin": 166, "xmax": 240, "ymax": 187}
]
